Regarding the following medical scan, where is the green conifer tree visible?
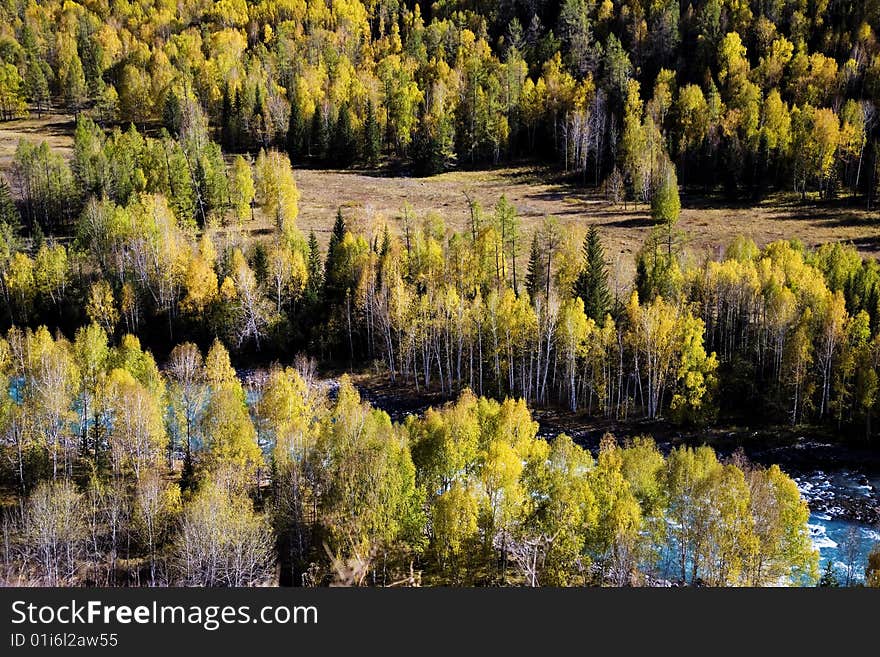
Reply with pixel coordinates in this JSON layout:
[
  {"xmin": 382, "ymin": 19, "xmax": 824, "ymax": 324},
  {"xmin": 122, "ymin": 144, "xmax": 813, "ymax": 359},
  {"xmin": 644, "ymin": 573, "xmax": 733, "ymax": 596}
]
[
  {"xmin": 573, "ymin": 225, "xmax": 611, "ymax": 322},
  {"xmin": 305, "ymin": 230, "xmax": 323, "ymax": 306},
  {"xmin": 364, "ymin": 98, "xmax": 381, "ymax": 168},
  {"xmin": 332, "ymin": 105, "xmax": 357, "ymax": 167},
  {"xmin": 323, "ymin": 208, "xmax": 347, "ymax": 305},
  {"xmin": 525, "ymin": 232, "xmax": 545, "ymax": 301},
  {"xmin": 218, "ymin": 85, "xmax": 231, "ymax": 147},
  {"xmin": 412, "ymin": 107, "xmax": 444, "ymax": 176},
  {"xmin": 287, "ymin": 93, "xmax": 305, "ymax": 164},
  {"xmin": 311, "ymin": 108, "xmax": 328, "ymax": 162},
  {"xmin": 651, "ymin": 162, "xmax": 681, "ymax": 256}
]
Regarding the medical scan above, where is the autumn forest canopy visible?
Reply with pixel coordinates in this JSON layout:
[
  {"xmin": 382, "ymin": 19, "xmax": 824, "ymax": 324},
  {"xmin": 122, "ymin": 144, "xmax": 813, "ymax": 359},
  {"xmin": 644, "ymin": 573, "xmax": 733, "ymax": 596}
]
[{"xmin": 1, "ymin": 0, "xmax": 880, "ymax": 587}]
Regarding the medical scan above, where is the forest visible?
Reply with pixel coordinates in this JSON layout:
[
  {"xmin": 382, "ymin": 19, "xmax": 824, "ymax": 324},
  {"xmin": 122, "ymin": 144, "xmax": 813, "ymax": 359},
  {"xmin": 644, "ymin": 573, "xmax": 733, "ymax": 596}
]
[{"xmin": 1, "ymin": 0, "xmax": 880, "ymax": 586}]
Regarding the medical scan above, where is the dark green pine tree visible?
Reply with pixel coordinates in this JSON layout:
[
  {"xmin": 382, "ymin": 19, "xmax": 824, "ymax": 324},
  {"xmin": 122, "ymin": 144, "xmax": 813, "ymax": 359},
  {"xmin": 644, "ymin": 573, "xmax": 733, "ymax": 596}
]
[
  {"xmin": 250, "ymin": 242, "xmax": 269, "ymax": 286},
  {"xmin": 254, "ymin": 86, "xmax": 265, "ymax": 119},
  {"xmin": 78, "ymin": 33, "xmax": 102, "ymax": 97},
  {"xmin": 311, "ymin": 107, "xmax": 328, "ymax": 162},
  {"xmin": 305, "ymin": 230, "xmax": 323, "ymax": 305},
  {"xmin": 364, "ymin": 98, "xmax": 381, "ymax": 168},
  {"xmin": 525, "ymin": 232, "xmax": 546, "ymax": 301},
  {"xmin": 379, "ymin": 223, "xmax": 392, "ymax": 257},
  {"xmin": 376, "ymin": 223, "xmax": 392, "ymax": 289},
  {"xmin": 635, "ymin": 250, "xmax": 652, "ymax": 303},
  {"xmin": 230, "ymin": 88, "xmax": 244, "ymax": 152},
  {"xmin": 323, "ymin": 208, "xmax": 347, "ymax": 305},
  {"xmin": 330, "ymin": 207, "xmax": 346, "ymax": 246},
  {"xmin": 331, "ymin": 105, "xmax": 357, "ymax": 167},
  {"xmin": 818, "ymin": 561, "xmax": 840, "ymax": 587},
  {"xmin": 287, "ymin": 93, "xmax": 305, "ymax": 164},
  {"xmin": 165, "ymin": 88, "xmax": 183, "ymax": 138},
  {"xmin": 573, "ymin": 224, "xmax": 611, "ymax": 323},
  {"xmin": 166, "ymin": 142, "xmax": 197, "ymax": 222},
  {"xmin": 24, "ymin": 57, "xmax": 49, "ymax": 119},
  {"xmin": 32, "ymin": 222, "xmax": 45, "ymax": 251},
  {"xmin": 411, "ymin": 105, "xmax": 444, "ymax": 176},
  {"xmin": 253, "ymin": 86, "xmax": 267, "ymax": 149}
]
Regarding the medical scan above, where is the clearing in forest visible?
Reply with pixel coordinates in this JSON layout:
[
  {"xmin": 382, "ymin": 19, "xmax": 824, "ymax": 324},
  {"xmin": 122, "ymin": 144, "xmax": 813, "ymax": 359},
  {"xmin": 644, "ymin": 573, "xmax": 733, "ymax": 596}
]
[{"xmin": 2, "ymin": 113, "xmax": 878, "ymax": 286}]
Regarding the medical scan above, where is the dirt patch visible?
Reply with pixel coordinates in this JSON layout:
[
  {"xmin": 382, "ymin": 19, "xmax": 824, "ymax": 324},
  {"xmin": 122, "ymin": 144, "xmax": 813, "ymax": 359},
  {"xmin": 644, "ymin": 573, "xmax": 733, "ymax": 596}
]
[{"xmin": 0, "ymin": 111, "xmax": 75, "ymax": 177}]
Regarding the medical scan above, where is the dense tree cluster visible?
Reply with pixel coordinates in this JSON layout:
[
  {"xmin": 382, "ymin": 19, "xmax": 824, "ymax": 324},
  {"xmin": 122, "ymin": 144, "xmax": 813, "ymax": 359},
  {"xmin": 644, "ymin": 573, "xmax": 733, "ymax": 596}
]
[
  {"xmin": 632, "ymin": 227, "xmax": 880, "ymax": 433},
  {"xmin": 2, "ymin": 120, "xmax": 309, "ymax": 349},
  {"xmin": 313, "ymin": 199, "xmax": 880, "ymax": 437},
  {"xmin": 2, "ymin": 125, "xmax": 716, "ymax": 425},
  {"xmin": 1, "ymin": 0, "xmax": 880, "ymax": 587},
  {"xmin": 0, "ymin": 335, "xmax": 818, "ymax": 586},
  {"xmin": 3, "ymin": 119, "xmax": 880, "ymax": 437},
  {"xmin": 0, "ymin": 1, "xmax": 879, "ymax": 200}
]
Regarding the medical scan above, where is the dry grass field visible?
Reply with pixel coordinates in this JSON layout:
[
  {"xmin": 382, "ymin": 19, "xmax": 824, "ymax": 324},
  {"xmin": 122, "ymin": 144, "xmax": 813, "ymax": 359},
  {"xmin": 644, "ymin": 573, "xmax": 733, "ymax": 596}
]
[
  {"xmin": 294, "ymin": 168, "xmax": 880, "ymax": 286},
  {"xmin": 0, "ymin": 111, "xmax": 75, "ymax": 174},
  {"xmin": 2, "ymin": 112, "xmax": 879, "ymax": 287}
]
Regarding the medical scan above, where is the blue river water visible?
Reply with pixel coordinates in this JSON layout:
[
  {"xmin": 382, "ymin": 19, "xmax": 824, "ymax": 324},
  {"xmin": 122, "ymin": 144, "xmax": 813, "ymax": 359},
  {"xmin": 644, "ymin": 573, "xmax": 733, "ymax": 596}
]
[{"xmin": 790, "ymin": 469, "xmax": 880, "ymax": 583}]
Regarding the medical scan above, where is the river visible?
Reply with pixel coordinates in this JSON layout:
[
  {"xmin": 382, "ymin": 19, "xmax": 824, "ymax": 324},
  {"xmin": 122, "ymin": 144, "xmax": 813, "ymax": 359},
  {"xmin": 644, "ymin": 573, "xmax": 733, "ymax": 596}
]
[
  {"xmin": 791, "ymin": 469, "xmax": 880, "ymax": 583},
  {"xmin": 254, "ymin": 373, "xmax": 880, "ymax": 584}
]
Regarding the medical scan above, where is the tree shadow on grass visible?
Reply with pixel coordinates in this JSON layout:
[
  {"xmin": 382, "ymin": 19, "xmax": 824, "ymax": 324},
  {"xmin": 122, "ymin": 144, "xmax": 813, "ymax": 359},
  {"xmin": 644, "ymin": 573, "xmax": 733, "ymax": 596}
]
[
  {"xmin": 798, "ymin": 209, "xmax": 875, "ymax": 230},
  {"xmin": 600, "ymin": 215, "xmax": 656, "ymax": 230},
  {"xmin": 842, "ymin": 235, "xmax": 880, "ymax": 254}
]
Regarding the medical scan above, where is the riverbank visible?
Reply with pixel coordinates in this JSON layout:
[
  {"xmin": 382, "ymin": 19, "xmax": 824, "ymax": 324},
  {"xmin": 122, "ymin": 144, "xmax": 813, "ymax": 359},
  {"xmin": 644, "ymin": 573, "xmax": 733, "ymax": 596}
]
[{"xmin": 338, "ymin": 372, "xmax": 880, "ymax": 526}]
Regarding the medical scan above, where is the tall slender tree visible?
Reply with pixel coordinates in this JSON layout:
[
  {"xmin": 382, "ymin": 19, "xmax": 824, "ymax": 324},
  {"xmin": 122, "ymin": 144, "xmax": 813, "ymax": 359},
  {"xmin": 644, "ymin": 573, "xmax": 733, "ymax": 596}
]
[
  {"xmin": 364, "ymin": 98, "xmax": 381, "ymax": 168},
  {"xmin": 287, "ymin": 93, "xmax": 305, "ymax": 163},
  {"xmin": 323, "ymin": 208, "xmax": 347, "ymax": 305},
  {"xmin": 525, "ymin": 232, "xmax": 545, "ymax": 301},
  {"xmin": 573, "ymin": 225, "xmax": 611, "ymax": 323},
  {"xmin": 305, "ymin": 230, "xmax": 323, "ymax": 306}
]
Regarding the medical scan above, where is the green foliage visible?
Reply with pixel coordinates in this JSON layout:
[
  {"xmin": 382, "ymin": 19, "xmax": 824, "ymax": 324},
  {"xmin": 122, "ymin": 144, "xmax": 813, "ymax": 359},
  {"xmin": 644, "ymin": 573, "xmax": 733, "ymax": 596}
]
[
  {"xmin": 525, "ymin": 232, "xmax": 545, "ymax": 302},
  {"xmin": 364, "ymin": 98, "xmax": 381, "ymax": 168},
  {"xmin": 0, "ymin": 62, "xmax": 27, "ymax": 121},
  {"xmin": 411, "ymin": 110, "xmax": 446, "ymax": 176},
  {"xmin": 819, "ymin": 560, "xmax": 841, "ymax": 587},
  {"xmin": 0, "ymin": 0, "xmax": 877, "ymax": 589},
  {"xmin": 323, "ymin": 208, "xmax": 347, "ymax": 305},
  {"xmin": 651, "ymin": 164, "xmax": 681, "ymax": 226},
  {"xmin": 287, "ymin": 91, "xmax": 306, "ymax": 164},
  {"xmin": 310, "ymin": 108, "xmax": 328, "ymax": 162},
  {"xmin": 0, "ymin": 322, "xmax": 824, "ymax": 588},
  {"xmin": 635, "ymin": 226, "xmax": 682, "ymax": 302},
  {"xmin": 305, "ymin": 230, "xmax": 322, "ymax": 305},
  {"xmin": 331, "ymin": 105, "xmax": 358, "ymax": 167},
  {"xmin": 311, "ymin": 377, "xmax": 425, "ymax": 567},
  {"xmin": 0, "ymin": 0, "xmax": 872, "ymax": 197},
  {"xmin": 200, "ymin": 381, "xmax": 262, "ymax": 488},
  {"xmin": 573, "ymin": 225, "xmax": 611, "ymax": 323},
  {"xmin": 0, "ymin": 178, "xmax": 19, "ymax": 227}
]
